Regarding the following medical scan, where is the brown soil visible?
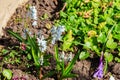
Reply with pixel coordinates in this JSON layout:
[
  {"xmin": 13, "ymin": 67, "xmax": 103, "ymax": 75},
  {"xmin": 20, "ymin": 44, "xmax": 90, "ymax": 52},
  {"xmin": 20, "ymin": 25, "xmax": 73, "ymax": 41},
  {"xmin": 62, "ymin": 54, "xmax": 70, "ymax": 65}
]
[{"xmin": 0, "ymin": 0, "xmax": 120, "ymax": 80}]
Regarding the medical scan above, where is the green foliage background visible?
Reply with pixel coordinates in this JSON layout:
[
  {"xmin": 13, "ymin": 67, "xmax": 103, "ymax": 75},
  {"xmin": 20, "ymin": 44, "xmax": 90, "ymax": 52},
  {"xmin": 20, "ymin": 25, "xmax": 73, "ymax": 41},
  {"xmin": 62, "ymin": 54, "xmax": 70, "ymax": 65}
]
[{"xmin": 58, "ymin": 0, "xmax": 120, "ymax": 61}]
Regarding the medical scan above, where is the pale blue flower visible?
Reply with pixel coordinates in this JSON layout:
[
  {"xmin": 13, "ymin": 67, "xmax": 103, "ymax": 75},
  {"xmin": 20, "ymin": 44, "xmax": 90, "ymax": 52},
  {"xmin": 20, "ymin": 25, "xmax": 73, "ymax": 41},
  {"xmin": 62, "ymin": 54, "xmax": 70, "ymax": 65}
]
[
  {"xmin": 67, "ymin": 52, "xmax": 73, "ymax": 62},
  {"xmin": 59, "ymin": 51, "xmax": 65, "ymax": 62},
  {"xmin": 29, "ymin": 6, "xmax": 37, "ymax": 27},
  {"xmin": 32, "ymin": 21, "xmax": 37, "ymax": 26},
  {"xmin": 22, "ymin": 28, "xmax": 32, "ymax": 39},
  {"xmin": 29, "ymin": 6, "xmax": 37, "ymax": 20},
  {"xmin": 37, "ymin": 35, "xmax": 47, "ymax": 52},
  {"xmin": 51, "ymin": 25, "xmax": 65, "ymax": 44}
]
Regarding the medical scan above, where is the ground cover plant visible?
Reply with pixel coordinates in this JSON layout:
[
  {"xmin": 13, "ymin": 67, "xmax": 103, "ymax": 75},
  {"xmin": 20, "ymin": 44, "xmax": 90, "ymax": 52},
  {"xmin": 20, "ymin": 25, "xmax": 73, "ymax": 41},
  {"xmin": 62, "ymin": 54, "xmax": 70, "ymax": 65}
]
[{"xmin": 0, "ymin": 0, "xmax": 120, "ymax": 80}]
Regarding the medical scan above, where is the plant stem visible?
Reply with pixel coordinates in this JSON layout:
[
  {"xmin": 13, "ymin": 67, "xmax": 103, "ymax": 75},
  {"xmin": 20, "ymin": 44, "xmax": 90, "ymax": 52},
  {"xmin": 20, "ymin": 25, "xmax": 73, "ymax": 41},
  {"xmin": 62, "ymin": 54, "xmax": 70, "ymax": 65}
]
[
  {"xmin": 39, "ymin": 67, "xmax": 42, "ymax": 80},
  {"xmin": 102, "ymin": 23, "xmax": 116, "ymax": 51}
]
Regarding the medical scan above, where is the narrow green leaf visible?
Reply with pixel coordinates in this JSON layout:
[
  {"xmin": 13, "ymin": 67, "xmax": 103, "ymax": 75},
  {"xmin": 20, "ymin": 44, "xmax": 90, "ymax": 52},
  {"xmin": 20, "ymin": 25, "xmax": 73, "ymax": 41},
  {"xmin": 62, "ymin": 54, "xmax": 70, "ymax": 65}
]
[
  {"xmin": 62, "ymin": 73, "xmax": 77, "ymax": 79},
  {"xmin": 63, "ymin": 50, "xmax": 80, "ymax": 76},
  {"xmin": 7, "ymin": 30, "xmax": 23, "ymax": 42},
  {"xmin": 31, "ymin": 47, "xmax": 40, "ymax": 67}
]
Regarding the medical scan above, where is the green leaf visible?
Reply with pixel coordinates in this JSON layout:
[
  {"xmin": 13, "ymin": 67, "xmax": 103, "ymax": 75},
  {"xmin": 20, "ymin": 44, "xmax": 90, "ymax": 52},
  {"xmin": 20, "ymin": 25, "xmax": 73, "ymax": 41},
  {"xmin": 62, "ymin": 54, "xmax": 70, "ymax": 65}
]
[
  {"xmin": 98, "ymin": 22, "xmax": 106, "ymax": 30},
  {"xmin": 31, "ymin": 47, "xmax": 40, "ymax": 67},
  {"xmin": 97, "ymin": 32, "xmax": 106, "ymax": 43},
  {"xmin": 113, "ymin": 33, "xmax": 120, "ymax": 40},
  {"xmin": 7, "ymin": 30, "xmax": 24, "ymax": 42},
  {"xmin": 92, "ymin": 46, "xmax": 99, "ymax": 54},
  {"xmin": 83, "ymin": 41, "xmax": 92, "ymax": 49},
  {"xmin": 104, "ymin": 52, "xmax": 113, "ymax": 62},
  {"xmin": 60, "ymin": 11, "xmax": 67, "ymax": 18},
  {"xmin": 106, "ymin": 39, "xmax": 117, "ymax": 49},
  {"xmin": 79, "ymin": 51, "xmax": 90, "ymax": 60},
  {"xmin": 63, "ymin": 50, "xmax": 80, "ymax": 76},
  {"xmin": 117, "ymin": 46, "xmax": 120, "ymax": 51},
  {"xmin": 115, "ymin": 57, "xmax": 120, "ymax": 62},
  {"xmin": 62, "ymin": 73, "xmax": 77, "ymax": 79},
  {"xmin": 27, "ymin": 54, "xmax": 32, "ymax": 60},
  {"xmin": 62, "ymin": 30, "xmax": 74, "ymax": 51},
  {"xmin": 118, "ymin": 53, "xmax": 120, "ymax": 56},
  {"xmin": 54, "ymin": 45, "xmax": 64, "ymax": 72},
  {"xmin": 104, "ymin": 60, "xmax": 108, "ymax": 74},
  {"xmin": 2, "ymin": 69, "xmax": 12, "ymax": 79},
  {"xmin": 114, "ymin": 24, "xmax": 120, "ymax": 33},
  {"xmin": 55, "ymin": 45, "xmax": 59, "ymax": 62}
]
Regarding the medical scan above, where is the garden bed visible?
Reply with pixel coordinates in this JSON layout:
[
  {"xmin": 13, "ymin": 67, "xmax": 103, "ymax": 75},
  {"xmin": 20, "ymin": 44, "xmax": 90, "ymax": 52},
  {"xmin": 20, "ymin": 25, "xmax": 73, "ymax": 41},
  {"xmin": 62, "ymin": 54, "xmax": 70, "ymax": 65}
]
[{"xmin": 0, "ymin": 0, "xmax": 120, "ymax": 80}]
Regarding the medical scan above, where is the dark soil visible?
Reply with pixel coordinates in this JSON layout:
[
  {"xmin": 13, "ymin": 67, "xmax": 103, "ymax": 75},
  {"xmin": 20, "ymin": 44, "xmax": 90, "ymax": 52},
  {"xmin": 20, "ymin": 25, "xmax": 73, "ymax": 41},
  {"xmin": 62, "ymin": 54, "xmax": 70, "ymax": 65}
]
[{"xmin": 0, "ymin": 0, "xmax": 120, "ymax": 80}]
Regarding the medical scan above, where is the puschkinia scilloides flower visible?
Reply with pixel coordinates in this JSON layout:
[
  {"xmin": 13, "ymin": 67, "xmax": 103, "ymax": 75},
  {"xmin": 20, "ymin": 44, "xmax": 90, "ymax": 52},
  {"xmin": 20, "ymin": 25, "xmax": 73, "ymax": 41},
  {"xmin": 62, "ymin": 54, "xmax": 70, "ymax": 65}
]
[
  {"xmin": 51, "ymin": 25, "xmax": 65, "ymax": 44},
  {"xmin": 22, "ymin": 28, "xmax": 32, "ymax": 39},
  {"xmin": 59, "ymin": 51, "xmax": 65, "ymax": 62},
  {"xmin": 59, "ymin": 51, "xmax": 73, "ymax": 62},
  {"xmin": 37, "ymin": 35, "xmax": 47, "ymax": 53},
  {"xmin": 67, "ymin": 52, "xmax": 73, "ymax": 62},
  {"xmin": 29, "ymin": 6, "xmax": 37, "ymax": 26},
  {"xmin": 93, "ymin": 55, "xmax": 104, "ymax": 79}
]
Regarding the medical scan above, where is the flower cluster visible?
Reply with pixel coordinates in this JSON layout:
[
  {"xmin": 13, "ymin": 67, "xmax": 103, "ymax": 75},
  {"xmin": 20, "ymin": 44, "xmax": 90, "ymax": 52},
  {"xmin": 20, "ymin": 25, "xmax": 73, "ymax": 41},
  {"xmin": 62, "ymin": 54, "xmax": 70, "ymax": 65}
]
[
  {"xmin": 37, "ymin": 35, "xmax": 47, "ymax": 53},
  {"xmin": 59, "ymin": 51, "xmax": 65, "ymax": 62},
  {"xmin": 37, "ymin": 31, "xmax": 47, "ymax": 53},
  {"xmin": 29, "ymin": 6, "xmax": 37, "ymax": 27},
  {"xmin": 37, "ymin": 32, "xmax": 47, "ymax": 65},
  {"xmin": 59, "ymin": 51, "xmax": 73, "ymax": 62},
  {"xmin": 67, "ymin": 52, "xmax": 73, "ymax": 62},
  {"xmin": 93, "ymin": 55, "xmax": 104, "ymax": 79},
  {"xmin": 51, "ymin": 25, "xmax": 65, "ymax": 44},
  {"xmin": 22, "ymin": 28, "xmax": 32, "ymax": 39}
]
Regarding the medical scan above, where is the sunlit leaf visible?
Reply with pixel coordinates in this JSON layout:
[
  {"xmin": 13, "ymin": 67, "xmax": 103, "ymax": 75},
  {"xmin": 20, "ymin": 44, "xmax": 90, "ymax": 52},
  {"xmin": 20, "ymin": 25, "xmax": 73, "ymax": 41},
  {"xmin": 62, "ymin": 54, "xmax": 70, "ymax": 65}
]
[
  {"xmin": 97, "ymin": 32, "xmax": 106, "ymax": 43},
  {"xmin": 104, "ymin": 52, "xmax": 113, "ymax": 62},
  {"xmin": 79, "ymin": 51, "xmax": 90, "ymax": 60},
  {"xmin": 106, "ymin": 39, "xmax": 117, "ymax": 49},
  {"xmin": 2, "ymin": 69, "xmax": 12, "ymax": 79},
  {"xmin": 62, "ymin": 30, "xmax": 74, "ymax": 51}
]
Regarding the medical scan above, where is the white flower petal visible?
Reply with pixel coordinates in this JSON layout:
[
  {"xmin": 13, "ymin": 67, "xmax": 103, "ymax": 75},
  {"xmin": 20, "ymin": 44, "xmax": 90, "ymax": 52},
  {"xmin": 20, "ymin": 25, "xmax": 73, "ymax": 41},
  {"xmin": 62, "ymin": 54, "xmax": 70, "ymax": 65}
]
[
  {"xmin": 109, "ymin": 75, "xmax": 115, "ymax": 80},
  {"xmin": 32, "ymin": 21, "xmax": 37, "ymax": 26}
]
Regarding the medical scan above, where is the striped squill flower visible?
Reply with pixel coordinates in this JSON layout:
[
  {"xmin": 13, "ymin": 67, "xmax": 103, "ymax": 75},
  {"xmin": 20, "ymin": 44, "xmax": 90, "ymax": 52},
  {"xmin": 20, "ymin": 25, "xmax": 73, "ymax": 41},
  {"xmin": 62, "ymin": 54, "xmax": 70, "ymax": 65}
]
[
  {"xmin": 51, "ymin": 25, "xmax": 65, "ymax": 44},
  {"xmin": 37, "ymin": 36, "xmax": 47, "ymax": 53},
  {"xmin": 29, "ymin": 6, "xmax": 37, "ymax": 27}
]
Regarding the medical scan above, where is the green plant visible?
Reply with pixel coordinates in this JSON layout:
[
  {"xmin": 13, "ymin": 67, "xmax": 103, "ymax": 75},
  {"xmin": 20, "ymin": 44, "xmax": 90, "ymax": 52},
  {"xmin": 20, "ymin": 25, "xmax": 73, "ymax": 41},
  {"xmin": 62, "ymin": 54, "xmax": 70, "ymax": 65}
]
[
  {"xmin": 2, "ymin": 69, "xmax": 12, "ymax": 80},
  {"xmin": 58, "ymin": 0, "xmax": 120, "ymax": 62},
  {"xmin": 42, "ymin": 45, "xmax": 80, "ymax": 80},
  {"xmin": 56, "ymin": 0, "xmax": 120, "ymax": 79},
  {"xmin": 7, "ymin": 29, "xmax": 51, "ymax": 79}
]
